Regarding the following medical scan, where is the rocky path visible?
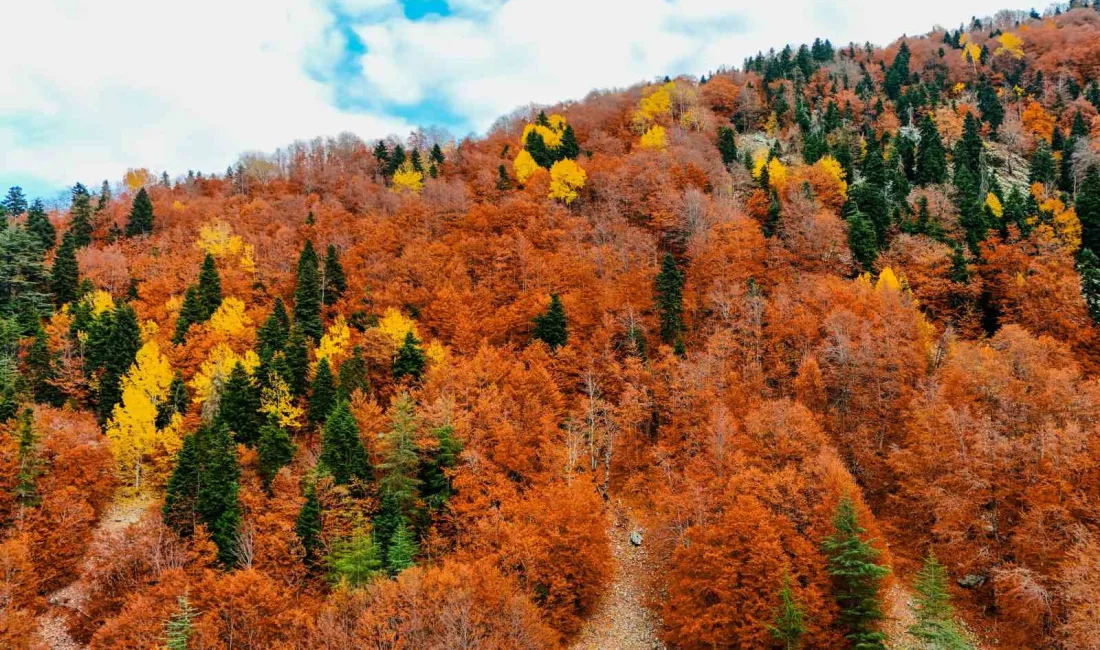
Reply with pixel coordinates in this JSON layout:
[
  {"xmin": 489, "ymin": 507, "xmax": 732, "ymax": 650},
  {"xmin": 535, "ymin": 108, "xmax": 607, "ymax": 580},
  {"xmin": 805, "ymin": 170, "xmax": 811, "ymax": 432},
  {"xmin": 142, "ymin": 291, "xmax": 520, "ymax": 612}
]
[
  {"xmin": 35, "ymin": 494, "xmax": 152, "ymax": 650},
  {"xmin": 571, "ymin": 502, "xmax": 665, "ymax": 650}
]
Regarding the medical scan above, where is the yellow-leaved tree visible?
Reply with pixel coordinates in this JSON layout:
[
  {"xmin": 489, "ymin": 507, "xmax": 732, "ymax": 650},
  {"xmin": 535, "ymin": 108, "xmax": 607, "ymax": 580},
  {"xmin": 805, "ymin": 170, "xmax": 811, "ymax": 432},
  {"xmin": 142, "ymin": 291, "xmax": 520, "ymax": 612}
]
[
  {"xmin": 875, "ymin": 267, "xmax": 902, "ymax": 292},
  {"xmin": 124, "ymin": 168, "xmax": 153, "ymax": 191},
  {"xmin": 196, "ymin": 220, "xmax": 256, "ymax": 272},
  {"xmin": 635, "ymin": 83, "xmax": 672, "ymax": 126},
  {"xmin": 548, "ymin": 159, "xmax": 587, "ymax": 204},
  {"xmin": 392, "ymin": 162, "xmax": 424, "ymax": 194},
  {"xmin": 376, "ymin": 307, "xmax": 419, "ymax": 349},
  {"xmin": 639, "ymin": 125, "xmax": 667, "ymax": 151},
  {"xmin": 190, "ymin": 344, "xmax": 260, "ymax": 409},
  {"xmin": 985, "ymin": 193, "xmax": 1004, "ymax": 218},
  {"xmin": 514, "ymin": 149, "xmax": 540, "ymax": 185},
  {"xmin": 260, "ymin": 372, "xmax": 303, "ymax": 429},
  {"xmin": 106, "ymin": 341, "xmax": 180, "ymax": 489},
  {"xmin": 995, "ymin": 32, "xmax": 1024, "ymax": 59},
  {"xmin": 207, "ymin": 296, "xmax": 252, "ymax": 338},
  {"xmin": 316, "ymin": 315, "xmax": 351, "ymax": 366}
]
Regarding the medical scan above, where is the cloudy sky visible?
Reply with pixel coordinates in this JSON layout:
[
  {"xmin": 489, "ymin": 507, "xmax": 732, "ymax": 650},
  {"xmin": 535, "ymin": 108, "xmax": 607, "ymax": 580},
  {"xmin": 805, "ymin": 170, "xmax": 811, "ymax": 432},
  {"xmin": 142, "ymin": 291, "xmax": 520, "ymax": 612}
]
[{"xmin": 1, "ymin": 0, "xmax": 1033, "ymax": 203}]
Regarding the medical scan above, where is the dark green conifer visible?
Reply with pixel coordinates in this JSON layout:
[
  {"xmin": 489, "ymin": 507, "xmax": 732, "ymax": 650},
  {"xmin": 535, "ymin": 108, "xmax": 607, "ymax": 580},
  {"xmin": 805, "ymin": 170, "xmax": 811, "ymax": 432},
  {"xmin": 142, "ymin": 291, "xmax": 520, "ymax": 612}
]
[
  {"xmin": 319, "ymin": 400, "xmax": 369, "ymax": 485},
  {"xmin": 769, "ymin": 572, "xmax": 807, "ymax": 650},
  {"xmin": 2, "ymin": 186, "xmax": 27, "ymax": 216},
  {"xmin": 309, "ymin": 357, "xmax": 337, "ymax": 426},
  {"xmin": 26, "ymin": 324, "xmax": 63, "ymax": 406},
  {"xmin": 97, "ymin": 303, "xmax": 142, "ymax": 422},
  {"xmin": 717, "ymin": 126, "xmax": 738, "ymax": 167},
  {"xmin": 258, "ymin": 298, "xmax": 291, "ymax": 358},
  {"xmin": 15, "ymin": 409, "xmax": 40, "ymax": 508},
  {"xmin": 1028, "ymin": 139, "xmax": 1057, "ymax": 186},
  {"xmin": 195, "ymin": 421, "xmax": 242, "ymax": 566},
  {"xmin": 196, "ymin": 254, "xmax": 222, "ymax": 320},
  {"xmin": 557, "ymin": 124, "xmax": 580, "ymax": 161},
  {"xmin": 124, "ymin": 187, "xmax": 155, "ymax": 237},
  {"xmin": 172, "ymin": 286, "xmax": 203, "ymax": 345},
  {"xmin": 907, "ymin": 553, "xmax": 974, "ymax": 649},
  {"xmin": 916, "ymin": 112, "xmax": 948, "ymax": 185},
  {"xmin": 218, "ymin": 362, "xmax": 261, "ymax": 446},
  {"xmin": 1077, "ymin": 248, "xmax": 1100, "ymax": 324},
  {"xmin": 823, "ymin": 496, "xmax": 891, "ymax": 650},
  {"xmin": 26, "ymin": 199, "xmax": 55, "ymax": 250},
  {"xmin": 163, "ymin": 432, "xmax": 201, "ymax": 533},
  {"xmin": 496, "ymin": 164, "xmax": 513, "ymax": 190},
  {"xmin": 532, "ymin": 293, "xmax": 568, "ymax": 350},
  {"xmin": 429, "ymin": 143, "xmax": 445, "ymax": 167},
  {"xmin": 69, "ymin": 183, "xmax": 94, "ymax": 248},
  {"xmin": 50, "ymin": 231, "xmax": 80, "ymax": 306},
  {"xmin": 392, "ymin": 331, "xmax": 427, "ymax": 381},
  {"xmin": 847, "ymin": 209, "xmax": 879, "ymax": 271},
  {"xmin": 284, "ymin": 327, "xmax": 311, "ymax": 397},
  {"xmin": 654, "ymin": 254, "xmax": 685, "ymax": 347},
  {"xmin": 156, "ymin": 373, "xmax": 189, "ymax": 429},
  {"xmin": 295, "ymin": 482, "xmax": 323, "ymax": 567},
  {"xmin": 336, "ymin": 346, "xmax": 369, "ymax": 401},
  {"xmin": 1076, "ymin": 165, "xmax": 1100, "ymax": 254},
  {"xmin": 322, "ymin": 244, "xmax": 346, "ymax": 307},
  {"xmin": 257, "ymin": 419, "xmax": 295, "ymax": 489},
  {"xmin": 294, "ymin": 240, "xmax": 323, "ymax": 341}
]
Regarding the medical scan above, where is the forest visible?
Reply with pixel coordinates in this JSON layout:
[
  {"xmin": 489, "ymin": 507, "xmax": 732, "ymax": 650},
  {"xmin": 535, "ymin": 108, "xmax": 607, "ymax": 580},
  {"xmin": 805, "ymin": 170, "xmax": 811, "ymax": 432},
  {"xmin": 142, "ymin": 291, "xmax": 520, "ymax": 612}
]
[{"xmin": 2, "ymin": 3, "xmax": 1100, "ymax": 649}]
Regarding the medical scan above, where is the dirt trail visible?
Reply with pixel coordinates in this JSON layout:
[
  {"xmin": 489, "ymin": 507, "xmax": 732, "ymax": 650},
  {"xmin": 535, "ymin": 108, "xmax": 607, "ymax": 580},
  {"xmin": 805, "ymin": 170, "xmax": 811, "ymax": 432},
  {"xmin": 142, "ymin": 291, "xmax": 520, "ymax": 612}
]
[
  {"xmin": 35, "ymin": 494, "xmax": 152, "ymax": 650},
  {"xmin": 570, "ymin": 501, "xmax": 666, "ymax": 650}
]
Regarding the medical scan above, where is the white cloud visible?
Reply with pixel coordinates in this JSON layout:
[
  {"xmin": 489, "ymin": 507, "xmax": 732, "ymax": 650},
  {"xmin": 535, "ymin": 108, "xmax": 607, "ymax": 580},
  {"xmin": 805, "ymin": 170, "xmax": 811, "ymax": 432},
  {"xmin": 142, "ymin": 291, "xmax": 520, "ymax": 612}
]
[
  {"xmin": 1, "ymin": 0, "xmax": 1035, "ymax": 196},
  {"xmin": 354, "ymin": 0, "xmax": 1034, "ymax": 131},
  {"xmin": 0, "ymin": 0, "xmax": 410, "ymax": 192}
]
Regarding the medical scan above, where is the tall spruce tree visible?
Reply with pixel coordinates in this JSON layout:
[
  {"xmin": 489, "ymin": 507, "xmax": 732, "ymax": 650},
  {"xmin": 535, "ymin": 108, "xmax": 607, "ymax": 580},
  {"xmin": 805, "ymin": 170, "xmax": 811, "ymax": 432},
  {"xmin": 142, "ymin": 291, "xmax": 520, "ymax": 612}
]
[
  {"xmin": 2, "ymin": 186, "xmax": 27, "ymax": 216},
  {"xmin": 319, "ymin": 400, "xmax": 369, "ymax": 485},
  {"xmin": 296, "ymin": 482, "xmax": 324, "ymax": 567},
  {"xmin": 336, "ymin": 346, "xmax": 369, "ymax": 401},
  {"xmin": 954, "ymin": 113, "xmax": 983, "ymax": 180},
  {"xmin": 69, "ymin": 183, "xmax": 94, "ymax": 248},
  {"xmin": 257, "ymin": 419, "xmax": 295, "ymax": 489},
  {"xmin": 14, "ymin": 409, "xmax": 40, "ymax": 509},
  {"xmin": 156, "ymin": 373, "xmax": 189, "ymax": 429},
  {"xmin": 717, "ymin": 126, "xmax": 739, "ymax": 167},
  {"xmin": 419, "ymin": 423, "xmax": 462, "ymax": 510},
  {"xmin": 322, "ymin": 244, "xmax": 347, "ymax": 307},
  {"xmin": 284, "ymin": 327, "xmax": 311, "ymax": 397},
  {"xmin": 1029, "ymin": 139, "xmax": 1057, "ymax": 186},
  {"xmin": 164, "ymin": 596, "xmax": 197, "ymax": 650},
  {"xmin": 124, "ymin": 187, "xmax": 155, "ymax": 237},
  {"xmin": 916, "ymin": 113, "xmax": 948, "ymax": 185},
  {"xmin": 654, "ymin": 254, "xmax": 685, "ymax": 347},
  {"xmin": 217, "ymin": 362, "xmax": 261, "ymax": 446},
  {"xmin": 847, "ymin": 209, "xmax": 879, "ymax": 270},
  {"xmin": 172, "ymin": 286, "xmax": 203, "ymax": 345},
  {"xmin": 50, "ymin": 231, "xmax": 80, "ymax": 306},
  {"xmin": 1076, "ymin": 166, "xmax": 1100, "ymax": 255},
  {"xmin": 393, "ymin": 331, "xmax": 427, "ymax": 381},
  {"xmin": 1077, "ymin": 248, "xmax": 1100, "ymax": 324},
  {"xmin": 557, "ymin": 125, "xmax": 580, "ymax": 161},
  {"xmin": 26, "ymin": 324, "xmax": 62, "ymax": 406},
  {"xmin": 163, "ymin": 432, "xmax": 202, "ymax": 534},
  {"xmin": 907, "ymin": 554, "xmax": 974, "ymax": 649},
  {"xmin": 770, "ymin": 572, "xmax": 808, "ymax": 650},
  {"xmin": 823, "ymin": 497, "xmax": 891, "ymax": 650},
  {"xmin": 25, "ymin": 199, "xmax": 55, "ymax": 250},
  {"xmin": 196, "ymin": 254, "xmax": 223, "ymax": 320},
  {"xmin": 258, "ymin": 298, "xmax": 291, "ymax": 359},
  {"xmin": 326, "ymin": 523, "xmax": 383, "ymax": 587},
  {"xmin": 532, "ymin": 293, "xmax": 568, "ymax": 350},
  {"xmin": 195, "ymin": 421, "xmax": 242, "ymax": 566},
  {"xmin": 294, "ymin": 240, "xmax": 323, "ymax": 341},
  {"xmin": 97, "ymin": 303, "xmax": 142, "ymax": 423},
  {"xmin": 308, "ymin": 357, "xmax": 337, "ymax": 426}
]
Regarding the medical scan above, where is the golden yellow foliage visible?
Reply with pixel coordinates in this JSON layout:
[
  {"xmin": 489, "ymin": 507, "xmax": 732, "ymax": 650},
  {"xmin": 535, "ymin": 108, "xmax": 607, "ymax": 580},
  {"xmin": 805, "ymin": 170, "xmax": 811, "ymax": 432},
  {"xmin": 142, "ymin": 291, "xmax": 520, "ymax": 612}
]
[
  {"xmin": 392, "ymin": 162, "xmax": 424, "ymax": 194},
  {"xmin": 376, "ymin": 307, "xmax": 419, "ymax": 348},
  {"xmin": 88, "ymin": 290, "xmax": 115, "ymax": 317},
  {"xmin": 260, "ymin": 371, "xmax": 303, "ymax": 429},
  {"xmin": 952, "ymin": 82, "xmax": 966, "ymax": 95},
  {"xmin": 639, "ymin": 125, "xmax": 667, "ymax": 151},
  {"xmin": 1039, "ymin": 196, "xmax": 1082, "ymax": 252},
  {"xmin": 171, "ymin": 200, "xmax": 185, "ymax": 211},
  {"xmin": 514, "ymin": 149, "xmax": 540, "ymax": 185},
  {"xmin": 426, "ymin": 340, "xmax": 447, "ymax": 366},
  {"xmin": 106, "ymin": 341, "xmax": 178, "ymax": 489},
  {"xmin": 875, "ymin": 267, "xmax": 902, "ymax": 292},
  {"xmin": 196, "ymin": 220, "xmax": 255, "ymax": 272},
  {"xmin": 995, "ymin": 32, "xmax": 1025, "ymax": 58},
  {"xmin": 986, "ymin": 193, "xmax": 1004, "ymax": 218},
  {"xmin": 815, "ymin": 156, "xmax": 848, "ymax": 198},
  {"xmin": 764, "ymin": 112, "xmax": 779, "ymax": 136},
  {"xmin": 638, "ymin": 84, "xmax": 672, "ymax": 123},
  {"xmin": 962, "ymin": 42, "xmax": 982, "ymax": 63},
  {"xmin": 548, "ymin": 159, "xmax": 587, "ymax": 204},
  {"xmin": 522, "ymin": 123, "xmax": 564, "ymax": 149},
  {"xmin": 190, "ymin": 344, "xmax": 260, "ymax": 406},
  {"xmin": 124, "ymin": 168, "xmax": 152, "ymax": 191},
  {"xmin": 140, "ymin": 320, "xmax": 160, "ymax": 343},
  {"xmin": 207, "ymin": 296, "xmax": 252, "ymax": 338},
  {"xmin": 316, "ymin": 315, "xmax": 351, "ymax": 366}
]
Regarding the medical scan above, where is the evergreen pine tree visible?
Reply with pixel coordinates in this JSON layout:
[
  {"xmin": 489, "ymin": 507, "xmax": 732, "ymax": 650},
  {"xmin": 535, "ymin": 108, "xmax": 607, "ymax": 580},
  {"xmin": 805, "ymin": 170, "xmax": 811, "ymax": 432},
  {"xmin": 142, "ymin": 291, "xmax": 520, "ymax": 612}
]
[
  {"xmin": 172, "ymin": 286, "xmax": 203, "ymax": 345},
  {"xmin": 97, "ymin": 303, "xmax": 142, "ymax": 423},
  {"xmin": 908, "ymin": 553, "xmax": 974, "ymax": 649},
  {"xmin": 525, "ymin": 130, "xmax": 554, "ymax": 168},
  {"xmin": 531, "ymin": 294, "xmax": 568, "ymax": 350},
  {"xmin": 2, "ymin": 186, "xmax": 27, "ymax": 216},
  {"xmin": 847, "ymin": 208, "xmax": 879, "ymax": 271},
  {"xmin": 295, "ymin": 482, "xmax": 324, "ymax": 567},
  {"xmin": 196, "ymin": 254, "xmax": 223, "ymax": 320},
  {"xmin": 163, "ymin": 432, "xmax": 201, "ymax": 533},
  {"xmin": 294, "ymin": 240, "xmax": 323, "ymax": 341},
  {"xmin": 954, "ymin": 113, "xmax": 983, "ymax": 179},
  {"xmin": 1029, "ymin": 139, "xmax": 1057, "ymax": 186},
  {"xmin": 393, "ymin": 331, "xmax": 427, "ymax": 381},
  {"xmin": 124, "ymin": 187, "xmax": 155, "ymax": 237},
  {"xmin": 217, "ymin": 362, "xmax": 262, "ymax": 446},
  {"xmin": 309, "ymin": 357, "xmax": 337, "ymax": 425},
  {"xmin": 15, "ymin": 409, "xmax": 40, "ymax": 509},
  {"xmin": 326, "ymin": 522, "xmax": 383, "ymax": 587},
  {"xmin": 916, "ymin": 112, "xmax": 948, "ymax": 185},
  {"xmin": 419, "ymin": 423, "xmax": 462, "ymax": 510},
  {"xmin": 717, "ymin": 126, "xmax": 739, "ymax": 167},
  {"xmin": 386, "ymin": 145, "xmax": 407, "ymax": 176},
  {"xmin": 322, "ymin": 244, "xmax": 346, "ymax": 307},
  {"xmin": 258, "ymin": 298, "xmax": 291, "ymax": 359},
  {"xmin": 496, "ymin": 164, "xmax": 513, "ymax": 190},
  {"xmin": 429, "ymin": 143, "xmax": 445, "ymax": 167},
  {"xmin": 769, "ymin": 572, "xmax": 807, "ymax": 650},
  {"xmin": 557, "ymin": 124, "xmax": 580, "ymax": 161},
  {"xmin": 823, "ymin": 496, "xmax": 891, "ymax": 650},
  {"xmin": 976, "ymin": 76, "xmax": 1004, "ymax": 133},
  {"xmin": 69, "ymin": 183, "xmax": 94, "ymax": 248},
  {"xmin": 257, "ymin": 419, "xmax": 295, "ymax": 489},
  {"xmin": 50, "ymin": 231, "xmax": 80, "ymax": 306},
  {"xmin": 319, "ymin": 400, "xmax": 369, "ymax": 485},
  {"xmin": 96, "ymin": 180, "xmax": 112, "ymax": 213},
  {"xmin": 26, "ymin": 324, "xmax": 63, "ymax": 406},
  {"xmin": 654, "ymin": 254, "xmax": 685, "ymax": 346},
  {"xmin": 1076, "ymin": 166, "xmax": 1100, "ymax": 255},
  {"xmin": 25, "ymin": 199, "xmax": 55, "ymax": 250},
  {"xmin": 385, "ymin": 519, "xmax": 418, "ymax": 574},
  {"xmin": 284, "ymin": 327, "xmax": 311, "ymax": 397},
  {"xmin": 1077, "ymin": 248, "xmax": 1100, "ymax": 324},
  {"xmin": 409, "ymin": 149, "xmax": 424, "ymax": 174},
  {"xmin": 163, "ymin": 596, "xmax": 197, "ymax": 650},
  {"xmin": 195, "ymin": 421, "xmax": 242, "ymax": 567},
  {"xmin": 336, "ymin": 346, "xmax": 369, "ymax": 401},
  {"xmin": 372, "ymin": 141, "xmax": 389, "ymax": 167}
]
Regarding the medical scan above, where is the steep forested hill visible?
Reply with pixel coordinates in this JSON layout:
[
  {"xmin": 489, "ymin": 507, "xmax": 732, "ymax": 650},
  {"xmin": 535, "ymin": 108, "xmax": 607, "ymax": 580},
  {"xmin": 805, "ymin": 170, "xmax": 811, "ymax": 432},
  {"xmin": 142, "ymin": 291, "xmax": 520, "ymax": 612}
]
[{"xmin": 3, "ymin": 4, "xmax": 1100, "ymax": 649}]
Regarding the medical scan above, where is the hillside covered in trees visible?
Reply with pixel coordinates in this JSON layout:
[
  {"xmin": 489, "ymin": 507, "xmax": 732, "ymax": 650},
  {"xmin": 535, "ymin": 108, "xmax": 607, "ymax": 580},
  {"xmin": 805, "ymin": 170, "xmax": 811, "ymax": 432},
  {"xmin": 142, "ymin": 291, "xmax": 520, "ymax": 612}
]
[{"xmin": 4, "ymin": 3, "xmax": 1100, "ymax": 649}]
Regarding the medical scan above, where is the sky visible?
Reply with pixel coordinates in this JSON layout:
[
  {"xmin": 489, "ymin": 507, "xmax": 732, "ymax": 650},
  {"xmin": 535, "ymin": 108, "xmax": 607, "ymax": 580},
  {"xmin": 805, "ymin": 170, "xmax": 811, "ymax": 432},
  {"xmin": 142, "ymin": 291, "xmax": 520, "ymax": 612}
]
[{"xmin": 1, "ymin": 0, "xmax": 1036, "ymax": 205}]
